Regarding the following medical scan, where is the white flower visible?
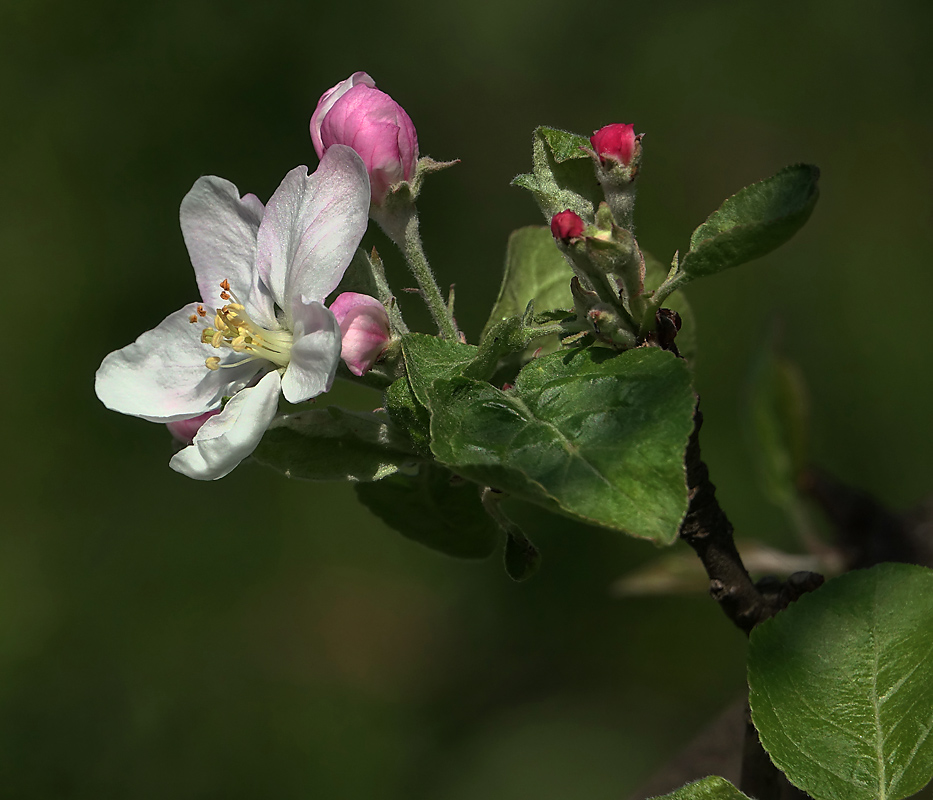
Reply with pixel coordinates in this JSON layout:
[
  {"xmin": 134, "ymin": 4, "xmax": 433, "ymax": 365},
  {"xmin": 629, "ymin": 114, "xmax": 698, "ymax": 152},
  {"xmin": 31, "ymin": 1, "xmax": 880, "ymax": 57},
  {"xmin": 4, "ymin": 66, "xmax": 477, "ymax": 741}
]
[{"xmin": 95, "ymin": 145, "xmax": 371, "ymax": 479}]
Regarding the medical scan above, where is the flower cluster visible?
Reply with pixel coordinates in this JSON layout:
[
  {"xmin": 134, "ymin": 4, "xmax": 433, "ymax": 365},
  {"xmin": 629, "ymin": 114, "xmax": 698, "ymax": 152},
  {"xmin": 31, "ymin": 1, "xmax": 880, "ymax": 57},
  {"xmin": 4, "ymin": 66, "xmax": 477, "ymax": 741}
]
[{"xmin": 96, "ymin": 73, "xmax": 428, "ymax": 480}]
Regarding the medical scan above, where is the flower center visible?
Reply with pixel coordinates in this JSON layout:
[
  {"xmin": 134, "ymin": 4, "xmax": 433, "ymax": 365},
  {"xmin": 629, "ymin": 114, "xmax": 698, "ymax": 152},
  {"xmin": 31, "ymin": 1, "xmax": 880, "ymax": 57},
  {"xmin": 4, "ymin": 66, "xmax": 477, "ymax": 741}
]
[{"xmin": 189, "ymin": 279, "xmax": 293, "ymax": 371}]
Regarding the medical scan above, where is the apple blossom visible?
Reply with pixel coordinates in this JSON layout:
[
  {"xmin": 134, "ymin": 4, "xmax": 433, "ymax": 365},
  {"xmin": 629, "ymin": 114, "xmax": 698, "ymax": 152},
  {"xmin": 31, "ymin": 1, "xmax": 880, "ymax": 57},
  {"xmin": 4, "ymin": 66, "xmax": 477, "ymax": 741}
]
[
  {"xmin": 311, "ymin": 71, "xmax": 418, "ymax": 205},
  {"xmin": 329, "ymin": 292, "xmax": 390, "ymax": 376},
  {"xmin": 95, "ymin": 145, "xmax": 371, "ymax": 480}
]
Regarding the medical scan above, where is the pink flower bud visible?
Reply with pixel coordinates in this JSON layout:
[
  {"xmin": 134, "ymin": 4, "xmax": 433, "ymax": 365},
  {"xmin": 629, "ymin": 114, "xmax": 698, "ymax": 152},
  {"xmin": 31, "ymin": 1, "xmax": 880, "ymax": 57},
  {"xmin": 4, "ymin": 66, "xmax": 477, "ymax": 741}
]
[
  {"xmin": 550, "ymin": 209, "xmax": 585, "ymax": 242},
  {"xmin": 329, "ymin": 292, "xmax": 391, "ymax": 376},
  {"xmin": 590, "ymin": 123, "xmax": 637, "ymax": 166},
  {"xmin": 166, "ymin": 408, "xmax": 221, "ymax": 445},
  {"xmin": 311, "ymin": 72, "xmax": 419, "ymax": 205}
]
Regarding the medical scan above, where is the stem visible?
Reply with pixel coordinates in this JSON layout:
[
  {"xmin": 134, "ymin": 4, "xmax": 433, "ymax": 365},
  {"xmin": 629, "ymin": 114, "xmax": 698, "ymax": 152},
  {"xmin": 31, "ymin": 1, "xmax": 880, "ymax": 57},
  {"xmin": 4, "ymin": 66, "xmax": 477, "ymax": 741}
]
[
  {"xmin": 376, "ymin": 205, "xmax": 459, "ymax": 341},
  {"xmin": 680, "ymin": 405, "xmax": 775, "ymax": 634},
  {"xmin": 683, "ymin": 405, "xmax": 819, "ymax": 799}
]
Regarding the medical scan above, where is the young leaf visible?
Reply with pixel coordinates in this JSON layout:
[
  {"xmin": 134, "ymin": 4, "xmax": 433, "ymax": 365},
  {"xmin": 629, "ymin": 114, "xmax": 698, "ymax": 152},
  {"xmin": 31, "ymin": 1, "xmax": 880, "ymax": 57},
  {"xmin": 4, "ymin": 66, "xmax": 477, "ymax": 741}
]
[
  {"xmin": 647, "ymin": 776, "xmax": 752, "ymax": 799},
  {"xmin": 428, "ymin": 347, "xmax": 695, "ymax": 544},
  {"xmin": 748, "ymin": 563, "xmax": 933, "ymax": 800},
  {"xmin": 481, "ymin": 226, "xmax": 574, "ymax": 341},
  {"xmin": 513, "ymin": 126, "xmax": 603, "ymax": 222},
  {"xmin": 252, "ymin": 407, "xmax": 419, "ymax": 481},
  {"xmin": 355, "ymin": 465, "xmax": 499, "ymax": 559},
  {"xmin": 400, "ymin": 333, "xmax": 478, "ymax": 409},
  {"xmin": 679, "ymin": 164, "xmax": 819, "ymax": 279}
]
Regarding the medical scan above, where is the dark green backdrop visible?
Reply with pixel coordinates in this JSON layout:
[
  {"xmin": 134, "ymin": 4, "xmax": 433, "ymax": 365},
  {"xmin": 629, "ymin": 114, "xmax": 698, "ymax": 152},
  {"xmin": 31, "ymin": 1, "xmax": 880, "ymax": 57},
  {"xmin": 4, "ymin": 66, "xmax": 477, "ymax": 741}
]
[{"xmin": 3, "ymin": 0, "xmax": 932, "ymax": 796}]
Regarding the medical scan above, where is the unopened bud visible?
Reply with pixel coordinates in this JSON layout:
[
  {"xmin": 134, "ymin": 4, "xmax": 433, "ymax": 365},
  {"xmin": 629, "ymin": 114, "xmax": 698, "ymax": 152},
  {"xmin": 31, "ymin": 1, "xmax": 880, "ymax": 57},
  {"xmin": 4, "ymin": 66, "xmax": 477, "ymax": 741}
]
[
  {"xmin": 329, "ymin": 292, "xmax": 391, "ymax": 376},
  {"xmin": 590, "ymin": 123, "xmax": 637, "ymax": 167},
  {"xmin": 311, "ymin": 72, "xmax": 419, "ymax": 206},
  {"xmin": 550, "ymin": 209, "xmax": 585, "ymax": 242}
]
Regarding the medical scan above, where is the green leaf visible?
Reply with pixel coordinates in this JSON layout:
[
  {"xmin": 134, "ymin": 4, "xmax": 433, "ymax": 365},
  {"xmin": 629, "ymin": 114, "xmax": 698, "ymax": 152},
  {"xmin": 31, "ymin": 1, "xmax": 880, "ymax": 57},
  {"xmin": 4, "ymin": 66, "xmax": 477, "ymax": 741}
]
[
  {"xmin": 355, "ymin": 465, "xmax": 499, "ymax": 559},
  {"xmin": 428, "ymin": 347, "xmax": 695, "ymax": 544},
  {"xmin": 252, "ymin": 407, "xmax": 419, "ymax": 481},
  {"xmin": 748, "ymin": 563, "xmax": 933, "ymax": 800},
  {"xmin": 647, "ymin": 776, "xmax": 752, "ymax": 799},
  {"xmin": 513, "ymin": 126, "xmax": 603, "ymax": 222},
  {"xmin": 745, "ymin": 337, "xmax": 809, "ymax": 508},
  {"xmin": 539, "ymin": 126, "xmax": 593, "ymax": 163},
  {"xmin": 482, "ymin": 226, "xmax": 574, "ymax": 341},
  {"xmin": 680, "ymin": 164, "xmax": 819, "ymax": 279},
  {"xmin": 384, "ymin": 376, "xmax": 432, "ymax": 455},
  {"xmin": 400, "ymin": 333, "xmax": 478, "ymax": 409}
]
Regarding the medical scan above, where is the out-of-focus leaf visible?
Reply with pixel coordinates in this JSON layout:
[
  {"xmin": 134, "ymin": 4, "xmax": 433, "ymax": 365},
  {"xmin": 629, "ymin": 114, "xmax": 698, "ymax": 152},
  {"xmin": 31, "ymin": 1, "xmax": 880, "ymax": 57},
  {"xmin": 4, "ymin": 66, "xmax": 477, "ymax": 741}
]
[
  {"xmin": 355, "ymin": 465, "xmax": 499, "ymax": 559},
  {"xmin": 481, "ymin": 226, "xmax": 574, "ymax": 341},
  {"xmin": 749, "ymin": 563, "xmax": 933, "ymax": 800},
  {"xmin": 612, "ymin": 540, "xmax": 824, "ymax": 597},
  {"xmin": 647, "ymin": 776, "xmax": 752, "ymax": 799},
  {"xmin": 745, "ymin": 336, "xmax": 809, "ymax": 508}
]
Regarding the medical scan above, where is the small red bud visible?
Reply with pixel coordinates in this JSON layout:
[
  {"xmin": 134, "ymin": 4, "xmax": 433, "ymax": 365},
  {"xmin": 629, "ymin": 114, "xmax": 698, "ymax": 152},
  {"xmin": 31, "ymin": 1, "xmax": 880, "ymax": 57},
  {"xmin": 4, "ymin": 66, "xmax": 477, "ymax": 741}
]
[
  {"xmin": 590, "ymin": 123, "xmax": 636, "ymax": 166},
  {"xmin": 550, "ymin": 209, "xmax": 585, "ymax": 241}
]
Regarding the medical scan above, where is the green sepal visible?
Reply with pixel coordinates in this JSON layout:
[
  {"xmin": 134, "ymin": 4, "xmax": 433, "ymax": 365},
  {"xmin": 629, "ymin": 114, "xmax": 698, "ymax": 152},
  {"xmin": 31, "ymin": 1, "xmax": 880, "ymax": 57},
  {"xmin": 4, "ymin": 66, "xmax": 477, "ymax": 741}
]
[
  {"xmin": 355, "ymin": 464, "xmax": 499, "ymax": 559},
  {"xmin": 513, "ymin": 126, "xmax": 602, "ymax": 222},
  {"xmin": 647, "ymin": 776, "xmax": 752, "ymax": 799},
  {"xmin": 252, "ymin": 407, "xmax": 419, "ymax": 482},
  {"xmin": 749, "ymin": 563, "xmax": 933, "ymax": 800},
  {"xmin": 481, "ymin": 226, "xmax": 574, "ymax": 342},
  {"xmin": 679, "ymin": 164, "xmax": 820, "ymax": 280},
  {"xmin": 427, "ymin": 347, "xmax": 695, "ymax": 544}
]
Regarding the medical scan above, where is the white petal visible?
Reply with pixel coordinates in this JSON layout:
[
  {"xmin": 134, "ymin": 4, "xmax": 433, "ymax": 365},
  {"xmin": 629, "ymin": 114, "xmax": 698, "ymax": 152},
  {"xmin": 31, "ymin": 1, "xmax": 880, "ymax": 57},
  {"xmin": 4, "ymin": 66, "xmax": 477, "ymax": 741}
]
[
  {"xmin": 95, "ymin": 303, "xmax": 262, "ymax": 422},
  {"xmin": 256, "ymin": 146, "xmax": 370, "ymax": 317},
  {"xmin": 180, "ymin": 176, "xmax": 274, "ymax": 325},
  {"xmin": 169, "ymin": 370, "xmax": 282, "ymax": 480},
  {"xmin": 280, "ymin": 299, "xmax": 342, "ymax": 403}
]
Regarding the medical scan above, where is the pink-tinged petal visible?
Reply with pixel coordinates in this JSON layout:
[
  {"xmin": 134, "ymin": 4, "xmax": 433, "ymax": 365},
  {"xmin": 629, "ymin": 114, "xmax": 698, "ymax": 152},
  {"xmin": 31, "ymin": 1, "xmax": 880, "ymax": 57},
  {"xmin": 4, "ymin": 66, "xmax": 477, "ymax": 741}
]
[
  {"xmin": 319, "ymin": 81, "xmax": 419, "ymax": 204},
  {"xmin": 166, "ymin": 408, "xmax": 222, "ymax": 445},
  {"xmin": 170, "ymin": 370, "xmax": 282, "ymax": 480},
  {"xmin": 329, "ymin": 292, "xmax": 389, "ymax": 376},
  {"xmin": 179, "ymin": 177, "xmax": 267, "ymax": 317},
  {"xmin": 280, "ymin": 299, "xmax": 342, "ymax": 403},
  {"xmin": 256, "ymin": 146, "xmax": 370, "ymax": 316},
  {"xmin": 95, "ymin": 303, "xmax": 264, "ymax": 422},
  {"xmin": 310, "ymin": 71, "xmax": 376, "ymax": 158}
]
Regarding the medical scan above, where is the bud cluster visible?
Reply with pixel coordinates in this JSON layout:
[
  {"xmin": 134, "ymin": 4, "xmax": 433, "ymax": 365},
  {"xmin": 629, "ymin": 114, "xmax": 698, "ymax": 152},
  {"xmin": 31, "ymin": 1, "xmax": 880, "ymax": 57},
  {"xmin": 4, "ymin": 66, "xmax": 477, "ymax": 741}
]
[{"xmin": 543, "ymin": 123, "xmax": 664, "ymax": 350}]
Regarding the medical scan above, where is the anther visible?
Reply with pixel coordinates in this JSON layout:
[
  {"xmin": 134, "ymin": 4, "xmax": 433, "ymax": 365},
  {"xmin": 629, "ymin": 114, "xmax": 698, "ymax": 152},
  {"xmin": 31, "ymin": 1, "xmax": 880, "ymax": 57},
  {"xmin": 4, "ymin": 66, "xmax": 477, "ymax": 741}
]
[
  {"xmin": 205, "ymin": 357, "xmax": 221, "ymax": 370},
  {"xmin": 220, "ymin": 278, "xmax": 231, "ymax": 292},
  {"xmin": 197, "ymin": 305, "xmax": 207, "ymax": 317},
  {"xmin": 189, "ymin": 314, "xmax": 197, "ymax": 323},
  {"xmin": 220, "ymin": 291, "xmax": 230, "ymax": 300}
]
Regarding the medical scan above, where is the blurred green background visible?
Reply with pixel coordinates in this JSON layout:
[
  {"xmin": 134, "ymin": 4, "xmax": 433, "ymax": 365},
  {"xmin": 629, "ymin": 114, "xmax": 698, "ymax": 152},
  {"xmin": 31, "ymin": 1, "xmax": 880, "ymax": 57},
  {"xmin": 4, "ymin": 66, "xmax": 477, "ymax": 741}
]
[{"xmin": 3, "ymin": 0, "xmax": 932, "ymax": 796}]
